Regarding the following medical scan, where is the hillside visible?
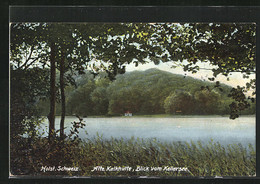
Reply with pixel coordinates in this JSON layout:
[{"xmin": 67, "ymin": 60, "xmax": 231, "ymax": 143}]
[
  {"xmin": 106, "ymin": 68, "xmax": 233, "ymax": 115},
  {"xmin": 36, "ymin": 68, "xmax": 255, "ymax": 116}
]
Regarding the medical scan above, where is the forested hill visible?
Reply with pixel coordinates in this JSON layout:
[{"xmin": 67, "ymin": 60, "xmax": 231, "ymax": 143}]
[
  {"xmin": 106, "ymin": 68, "xmax": 232, "ymax": 115},
  {"xmin": 37, "ymin": 68, "xmax": 255, "ymax": 116}
]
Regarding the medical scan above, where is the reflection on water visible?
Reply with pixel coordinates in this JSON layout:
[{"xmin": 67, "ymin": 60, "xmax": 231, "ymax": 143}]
[{"xmin": 39, "ymin": 116, "xmax": 255, "ymax": 146}]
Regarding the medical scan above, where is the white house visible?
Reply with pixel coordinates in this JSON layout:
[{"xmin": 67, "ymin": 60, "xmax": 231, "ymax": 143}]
[{"xmin": 124, "ymin": 111, "xmax": 133, "ymax": 116}]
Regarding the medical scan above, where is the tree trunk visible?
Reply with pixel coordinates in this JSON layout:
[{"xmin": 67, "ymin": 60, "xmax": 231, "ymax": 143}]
[
  {"xmin": 48, "ymin": 43, "xmax": 56, "ymax": 141},
  {"xmin": 60, "ymin": 51, "xmax": 66, "ymax": 139}
]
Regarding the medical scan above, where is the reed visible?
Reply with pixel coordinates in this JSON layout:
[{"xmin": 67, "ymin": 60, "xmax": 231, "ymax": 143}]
[
  {"xmin": 69, "ymin": 136, "xmax": 256, "ymax": 177},
  {"xmin": 10, "ymin": 135, "xmax": 255, "ymax": 177}
]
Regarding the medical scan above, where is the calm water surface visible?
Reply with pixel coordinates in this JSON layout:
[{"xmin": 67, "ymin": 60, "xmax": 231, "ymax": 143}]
[{"xmin": 40, "ymin": 116, "xmax": 255, "ymax": 146}]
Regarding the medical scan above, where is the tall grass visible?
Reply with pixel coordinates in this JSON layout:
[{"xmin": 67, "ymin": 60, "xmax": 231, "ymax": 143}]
[
  {"xmin": 69, "ymin": 136, "xmax": 255, "ymax": 177},
  {"xmin": 10, "ymin": 135, "xmax": 255, "ymax": 177}
]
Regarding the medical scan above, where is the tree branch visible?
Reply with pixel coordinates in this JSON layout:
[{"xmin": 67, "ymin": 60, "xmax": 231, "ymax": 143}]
[
  {"xmin": 20, "ymin": 45, "xmax": 34, "ymax": 69},
  {"xmin": 23, "ymin": 57, "xmax": 40, "ymax": 70}
]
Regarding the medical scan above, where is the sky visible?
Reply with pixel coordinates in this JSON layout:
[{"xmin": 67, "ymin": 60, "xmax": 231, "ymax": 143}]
[{"xmin": 125, "ymin": 61, "xmax": 255, "ymax": 96}]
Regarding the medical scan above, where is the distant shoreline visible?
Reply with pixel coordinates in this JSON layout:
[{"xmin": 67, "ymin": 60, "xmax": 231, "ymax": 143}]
[{"xmin": 46, "ymin": 114, "xmax": 256, "ymax": 119}]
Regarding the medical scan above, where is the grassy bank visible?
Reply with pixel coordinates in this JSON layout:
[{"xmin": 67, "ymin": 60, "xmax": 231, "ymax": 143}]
[{"xmin": 10, "ymin": 136, "xmax": 255, "ymax": 177}]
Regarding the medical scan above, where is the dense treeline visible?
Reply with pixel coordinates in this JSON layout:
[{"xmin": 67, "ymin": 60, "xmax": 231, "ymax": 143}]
[{"xmin": 35, "ymin": 68, "xmax": 255, "ymax": 116}]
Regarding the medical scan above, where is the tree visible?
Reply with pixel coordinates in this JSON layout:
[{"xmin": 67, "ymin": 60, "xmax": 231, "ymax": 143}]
[
  {"xmin": 66, "ymin": 79, "xmax": 96, "ymax": 116},
  {"xmin": 10, "ymin": 67, "xmax": 49, "ymax": 174},
  {"xmin": 10, "ymin": 67, "xmax": 49, "ymax": 139},
  {"xmin": 194, "ymin": 89, "xmax": 221, "ymax": 115},
  {"xmin": 11, "ymin": 23, "xmax": 164, "ymax": 138},
  {"xmin": 90, "ymin": 77, "xmax": 110, "ymax": 115},
  {"xmin": 10, "ymin": 23, "xmax": 72, "ymax": 140},
  {"xmin": 10, "ymin": 24, "xmax": 51, "ymax": 140},
  {"xmin": 154, "ymin": 23, "xmax": 256, "ymax": 119},
  {"xmin": 164, "ymin": 91, "xmax": 195, "ymax": 115}
]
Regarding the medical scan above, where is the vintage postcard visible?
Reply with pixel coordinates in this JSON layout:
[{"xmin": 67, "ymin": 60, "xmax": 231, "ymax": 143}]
[{"xmin": 10, "ymin": 22, "xmax": 256, "ymax": 177}]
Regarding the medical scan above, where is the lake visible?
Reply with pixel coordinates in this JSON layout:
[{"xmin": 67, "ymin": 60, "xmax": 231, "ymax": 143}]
[{"xmin": 40, "ymin": 116, "xmax": 255, "ymax": 146}]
